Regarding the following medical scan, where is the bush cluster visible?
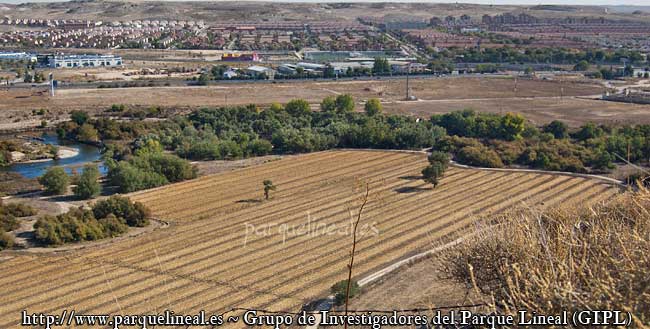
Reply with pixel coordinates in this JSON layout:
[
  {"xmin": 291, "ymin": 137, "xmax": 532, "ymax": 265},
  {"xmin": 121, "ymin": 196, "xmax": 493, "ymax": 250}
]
[
  {"xmin": 34, "ymin": 196, "xmax": 149, "ymax": 246},
  {"xmin": 0, "ymin": 202, "xmax": 37, "ymax": 250},
  {"xmin": 432, "ymin": 111, "xmax": 650, "ymax": 174},
  {"xmin": 106, "ymin": 152, "xmax": 197, "ymax": 193}
]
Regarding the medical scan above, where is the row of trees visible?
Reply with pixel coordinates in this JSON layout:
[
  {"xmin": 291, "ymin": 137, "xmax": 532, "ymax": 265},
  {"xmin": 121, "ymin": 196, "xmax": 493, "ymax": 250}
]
[
  {"xmin": 58, "ymin": 101, "xmax": 650, "ymax": 187},
  {"xmin": 429, "ymin": 46, "xmax": 647, "ymax": 66},
  {"xmin": 431, "ymin": 110, "xmax": 650, "ymax": 173},
  {"xmin": 38, "ymin": 165, "xmax": 101, "ymax": 199}
]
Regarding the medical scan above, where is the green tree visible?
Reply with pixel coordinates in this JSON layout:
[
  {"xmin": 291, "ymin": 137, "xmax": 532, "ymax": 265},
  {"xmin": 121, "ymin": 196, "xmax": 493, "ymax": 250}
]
[
  {"xmin": 263, "ymin": 179, "xmax": 276, "ymax": 200},
  {"xmin": 78, "ymin": 124, "xmax": 99, "ymax": 143},
  {"xmin": 269, "ymin": 102, "xmax": 284, "ymax": 112},
  {"xmin": 335, "ymin": 94, "xmax": 355, "ymax": 114},
  {"xmin": 500, "ymin": 113, "xmax": 525, "ymax": 141},
  {"xmin": 543, "ymin": 120, "xmax": 569, "ymax": 139},
  {"xmin": 70, "ymin": 110, "xmax": 89, "ymax": 125},
  {"xmin": 73, "ymin": 164, "xmax": 101, "ymax": 200},
  {"xmin": 591, "ymin": 151, "xmax": 615, "ymax": 171},
  {"xmin": 574, "ymin": 122, "xmax": 604, "ymax": 141},
  {"xmin": 422, "ymin": 151, "xmax": 450, "ymax": 188},
  {"xmin": 39, "ymin": 167, "xmax": 69, "ymax": 195},
  {"xmin": 323, "ymin": 64, "xmax": 335, "ymax": 78},
  {"xmin": 372, "ymin": 57, "xmax": 390, "ymax": 74},
  {"xmin": 364, "ymin": 98, "xmax": 383, "ymax": 116},
  {"xmin": 320, "ymin": 96, "xmax": 337, "ymax": 113},
  {"xmin": 284, "ymin": 99, "xmax": 311, "ymax": 117},
  {"xmin": 197, "ymin": 73, "xmax": 209, "ymax": 85},
  {"xmin": 248, "ymin": 139, "xmax": 273, "ymax": 156},
  {"xmin": 574, "ymin": 60, "xmax": 590, "ymax": 71},
  {"xmin": 422, "ymin": 163, "xmax": 445, "ymax": 188}
]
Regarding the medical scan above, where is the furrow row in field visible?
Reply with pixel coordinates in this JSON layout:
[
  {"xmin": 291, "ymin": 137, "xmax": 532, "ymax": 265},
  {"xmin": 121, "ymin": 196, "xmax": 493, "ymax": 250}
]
[
  {"xmin": 117, "ymin": 168, "xmax": 489, "ymax": 280},
  {"xmin": 154, "ymin": 152, "xmax": 415, "ymax": 220},
  {"xmin": 103, "ymin": 171, "xmax": 501, "ymax": 319},
  {"xmin": 236, "ymin": 174, "xmax": 558, "ymax": 293},
  {"xmin": 0, "ymin": 262, "xmax": 134, "ymax": 310},
  {"xmin": 165, "ymin": 171, "xmax": 506, "ymax": 283},
  {"xmin": 153, "ymin": 173, "xmax": 549, "ymax": 315},
  {"xmin": 0, "ymin": 155, "xmax": 429, "ymax": 304},
  {"xmin": 112, "ymin": 155, "xmax": 434, "ymax": 264},
  {"xmin": 0, "ymin": 267, "xmax": 151, "ymax": 326},
  {"xmin": 131, "ymin": 151, "xmax": 339, "ymax": 198},
  {"xmin": 1, "ymin": 153, "xmax": 420, "ymax": 289},
  {"xmin": 232, "ymin": 176, "xmax": 605, "ymax": 314},
  {"xmin": 133, "ymin": 151, "xmax": 366, "ymax": 208}
]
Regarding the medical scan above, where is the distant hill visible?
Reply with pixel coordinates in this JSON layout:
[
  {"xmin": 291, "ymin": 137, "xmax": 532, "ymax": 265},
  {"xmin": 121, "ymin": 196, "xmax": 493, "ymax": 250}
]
[{"xmin": 0, "ymin": 0, "xmax": 648, "ymax": 23}]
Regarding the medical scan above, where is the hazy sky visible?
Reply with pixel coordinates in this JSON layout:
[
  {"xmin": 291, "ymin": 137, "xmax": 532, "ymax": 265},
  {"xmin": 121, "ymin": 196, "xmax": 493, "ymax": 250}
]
[{"xmin": 1, "ymin": 0, "xmax": 650, "ymax": 6}]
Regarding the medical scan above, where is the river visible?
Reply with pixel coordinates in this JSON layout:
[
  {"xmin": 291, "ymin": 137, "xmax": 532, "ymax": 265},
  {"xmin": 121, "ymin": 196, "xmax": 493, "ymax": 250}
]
[{"xmin": 1, "ymin": 133, "xmax": 105, "ymax": 179}]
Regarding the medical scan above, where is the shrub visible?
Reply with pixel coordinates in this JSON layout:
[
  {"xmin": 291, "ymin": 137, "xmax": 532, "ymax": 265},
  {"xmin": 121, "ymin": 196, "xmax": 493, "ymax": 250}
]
[
  {"xmin": 93, "ymin": 196, "xmax": 150, "ymax": 227},
  {"xmin": 0, "ymin": 231, "xmax": 13, "ymax": 250},
  {"xmin": 34, "ymin": 208, "xmax": 105, "ymax": 245},
  {"xmin": 70, "ymin": 110, "xmax": 89, "ymax": 125},
  {"xmin": 107, "ymin": 153, "xmax": 196, "ymax": 193},
  {"xmin": 39, "ymin": 167, "xmax": 69, "ymax": 195},
  {"xmin": 0, "ymin": 213, "xmax": 18, "ymax": 232},
  {"xmin": 456, "ymin": 145, "xmax": 504, "ymax": 168},
  {"xmin": 433, "ymin": 135, "xmax": 483, "ymax": 154},
  {"xmin": 2, "ymin": 203, "xmax": 37, "ymax": 217},
  {"xmin": 331, "ymin": 279, "xmax": 360, "ymax": 306},
  {"xmin": 98, "ymin": 214, "xmax": 129, "ymax": 237}
]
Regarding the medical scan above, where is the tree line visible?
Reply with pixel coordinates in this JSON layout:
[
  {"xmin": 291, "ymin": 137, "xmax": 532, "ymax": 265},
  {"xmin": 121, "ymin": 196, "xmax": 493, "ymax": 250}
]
[{"xmin": 53, "ymin": 98, "xmax": 650, "ymax": 197}]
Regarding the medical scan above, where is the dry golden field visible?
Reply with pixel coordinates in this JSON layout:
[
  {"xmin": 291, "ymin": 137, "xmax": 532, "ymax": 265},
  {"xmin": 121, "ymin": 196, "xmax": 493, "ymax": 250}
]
[{"xmin": 0, "ymin": 150, "xmax": 621, "ymax": 327}]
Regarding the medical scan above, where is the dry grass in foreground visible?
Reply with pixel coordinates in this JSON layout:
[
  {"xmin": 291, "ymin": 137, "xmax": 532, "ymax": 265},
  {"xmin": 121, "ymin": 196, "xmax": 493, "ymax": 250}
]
[{"xmin": 442, "ymin": 186, "xmax": 650, "ymax": 327}]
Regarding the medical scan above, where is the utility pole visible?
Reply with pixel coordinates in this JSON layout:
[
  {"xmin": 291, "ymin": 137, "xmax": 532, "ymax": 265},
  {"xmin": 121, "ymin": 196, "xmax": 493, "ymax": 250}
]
[
  {"xmin": 405, "ymin": 63, "xmax": 410, "ymax": 100},
  {"xmin": 49, "ymin": 73, "xmax": 54, "ymax": 97}
]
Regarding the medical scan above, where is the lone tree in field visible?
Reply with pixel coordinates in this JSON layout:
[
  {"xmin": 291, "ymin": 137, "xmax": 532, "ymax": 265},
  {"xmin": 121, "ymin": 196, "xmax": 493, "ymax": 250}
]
[
  {"xmin": 422, "ymin": 151, "xmax": 450, "ymax": 188},
  {"xmin": 39, "ymin": 166, "xmax": 69, "ymax": 195},
  {"xmin": 263, "ymin": 180, "xmax": 276, "ymax": 200}
]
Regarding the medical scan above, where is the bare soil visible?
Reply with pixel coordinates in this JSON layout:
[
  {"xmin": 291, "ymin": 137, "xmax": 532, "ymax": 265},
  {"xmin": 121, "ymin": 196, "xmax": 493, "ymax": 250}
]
[
  {"xmin": 0, "ymin": 77, "xmax": 617, "ymax": 131},
  {"xmin": 348, "ymin": 256, "xmax": 487, "ymax": 313}
]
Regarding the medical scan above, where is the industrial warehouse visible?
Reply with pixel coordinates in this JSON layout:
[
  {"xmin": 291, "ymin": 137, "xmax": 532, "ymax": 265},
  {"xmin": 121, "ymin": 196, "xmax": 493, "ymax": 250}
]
[{"xmin": 47, "ymin": 54, "xmax": 123, "ymax": 68}]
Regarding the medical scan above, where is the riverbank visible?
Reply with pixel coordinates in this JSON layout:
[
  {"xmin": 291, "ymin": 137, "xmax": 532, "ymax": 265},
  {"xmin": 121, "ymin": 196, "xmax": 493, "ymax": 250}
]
[{"xmin": 10, "ymin": 146, "xmax": 79, "ymax": 164}]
